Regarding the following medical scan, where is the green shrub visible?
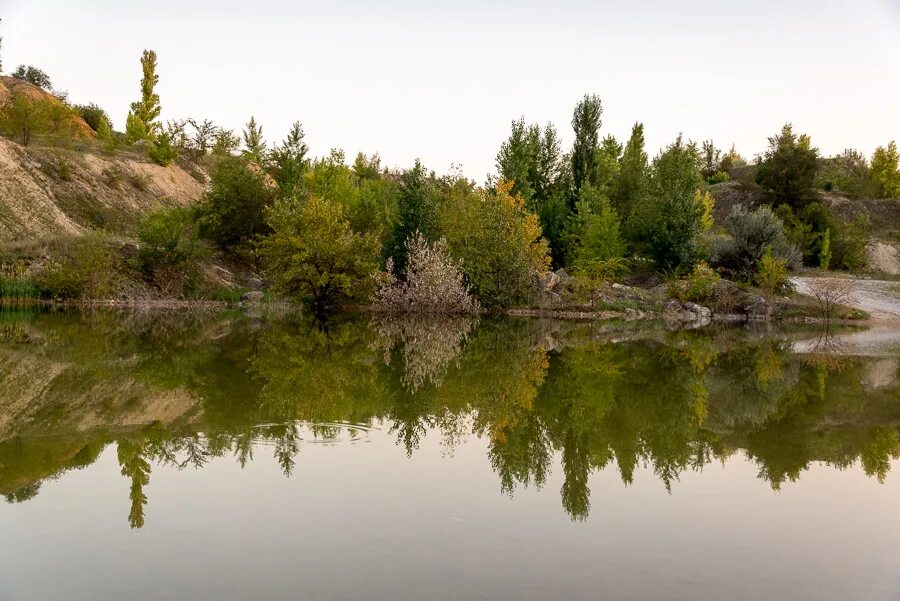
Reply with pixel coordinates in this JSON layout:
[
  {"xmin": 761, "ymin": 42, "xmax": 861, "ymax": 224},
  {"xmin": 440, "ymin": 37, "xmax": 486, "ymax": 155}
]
[
  {"xmin": 129, "ymin": 172, "xmax": 151, "ymax": 190},
  {"xmin": 137, "ymin": 206, "xmax": 210, "ymax": 297},
  {"xmin": 148, "ymin": 132, "xmax": 179, "ymax": 166},
  {"xmin": 756, "ymin": 246, "xmax": 791, "ymax": 298},
  {"xmin": 35, "ymin": 231, "xmax": 124, "ymax": 300},
  {"xmin": 707, "ymin": 171, "xmax": 729, "ymax": 185},
  {"xmin": 73, "ymin": 103, "xmax": 111, "ymax": 132},
  {"xmin": 102, "ymin": 165, "xmax": 124, "ymax": 188},
  {"xmin": 711, "ymin": 205, "xmax": 801, "ymax": 281},
  {"xmin": 198, "ymin": 156, "xmax": 275, "ymax": 251},
  {"xmin": 671, "ymin": 261, "xmax": 720, "ymax": 303},
  {"xmin": 259, "ymin": 195, "xmax": 381, "ymax": 309}
]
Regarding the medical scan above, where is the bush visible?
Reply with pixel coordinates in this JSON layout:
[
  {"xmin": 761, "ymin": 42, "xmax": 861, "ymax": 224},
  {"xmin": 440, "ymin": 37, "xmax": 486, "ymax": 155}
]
[
  {"xmin": 830, "ymin": 216, "xmax": 869, "ymax": 271},
  {"xmin": 35, "ymin": 231, "xmax": 125, "ymax": 300},
  {"xmin": 129, "ymin": 172, "xmax": 151, "ymax": 190},
  {"xmin": 711, "ymin": 205, "xmax": 801, "ymax": 281},
  {"xmin": 137, "ymin": 206, "xmax": 210, "ymax": 296},
  {"xmin": 775, "ymin": 203, "xmax": 868, "ymax": 271},
  {"xmin": 259, "ymin": 196, "xmax": 381, "ymax": 309},
  {"xmin": 670, "ymin": 261, "xmax": 720, "ymax": 303},
  {"xmin": 707, "ymin": 171, "xmax": 729, "ymax": 184},
  {"xmin": 756, "ymin": 246, "xmax": 791, "ymax": 299},
  {"xmin": 73, "ymin": 103, "xmax": 111, "ymax": 132},
  {"xmin": 374, "ymin": 233, "xmax": 479, "ymax": 314},
  {"xmin": 148, "ymin": 132, "xmax": 179, "ymax": 166},
  {"xmin": 198, "ymin": 157, "xmax": 275, "ymax": 251}
]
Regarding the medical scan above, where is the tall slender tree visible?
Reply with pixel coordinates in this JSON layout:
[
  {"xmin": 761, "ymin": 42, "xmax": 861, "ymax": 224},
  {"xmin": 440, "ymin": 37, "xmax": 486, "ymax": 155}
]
[
  {"xmin": 612, "ymin": 122, "xmax": 648, "ymax": 217},
  {"xmin": 126, "ymin": 50, "xmax": 161, "ymax": 142},
  {"xmin": 570, "ymin": 94, "xmax": 603, "ymax": 195}
]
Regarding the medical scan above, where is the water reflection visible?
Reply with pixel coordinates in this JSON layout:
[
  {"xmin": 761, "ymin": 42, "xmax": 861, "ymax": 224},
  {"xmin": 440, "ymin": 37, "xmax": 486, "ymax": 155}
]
[{"xmin": 0, "ymin": 309, "xmax": 898, "ymax": 527}]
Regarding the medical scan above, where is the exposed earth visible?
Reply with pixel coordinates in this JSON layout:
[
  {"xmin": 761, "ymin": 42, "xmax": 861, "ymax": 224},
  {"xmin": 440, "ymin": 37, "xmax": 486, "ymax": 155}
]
[{"xmin": 792, "ymin": 276, "xmax": 900, "ymax": 321}]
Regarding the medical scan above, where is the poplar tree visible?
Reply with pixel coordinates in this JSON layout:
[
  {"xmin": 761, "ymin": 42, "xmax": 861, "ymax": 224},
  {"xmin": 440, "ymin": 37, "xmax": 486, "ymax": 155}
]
[
  {"xmin": 126, "ymin": 50, "xmax": 161, "ymax": 142},
  {"xmin": 570, "ymin": 94, "xmax": 603, "ymax": 195},
  {"xmin": 612, "ymin": 122, "xmax": 648, "ymax": 217}
]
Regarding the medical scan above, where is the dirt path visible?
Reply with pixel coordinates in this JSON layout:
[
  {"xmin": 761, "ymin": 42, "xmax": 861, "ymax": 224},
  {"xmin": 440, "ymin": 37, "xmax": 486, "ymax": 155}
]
[{"xmin": 791, "ymin": 276, "xmax": 900, "ymax": 321}]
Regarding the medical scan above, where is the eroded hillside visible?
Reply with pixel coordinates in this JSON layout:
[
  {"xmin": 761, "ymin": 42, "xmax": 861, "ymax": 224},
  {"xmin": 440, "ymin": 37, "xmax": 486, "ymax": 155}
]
[{"xmin": 0, "ymin": 136, "xmax": 207, "ymax": 240}]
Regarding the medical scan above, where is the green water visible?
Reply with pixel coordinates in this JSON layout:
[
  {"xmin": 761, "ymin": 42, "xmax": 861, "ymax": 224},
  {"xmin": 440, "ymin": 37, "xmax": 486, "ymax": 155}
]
[{"xmin": 0, "ymin": 310, "xmax": 898, "ymax": 600}]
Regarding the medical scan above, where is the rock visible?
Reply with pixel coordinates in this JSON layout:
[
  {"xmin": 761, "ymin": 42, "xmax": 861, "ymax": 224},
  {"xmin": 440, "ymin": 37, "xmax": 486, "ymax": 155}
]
[
  {"xmin": 743, "ymin": 293, "xmax": 771, "ymax": 320},
  {"xmin": 684, "ymin": 302, "xmax": 712, "ymax": 320},
  {"xmin": 543, "ymin": 271, "xmax": 561, "ymax": 291},
  {"xmin": 247, "ymin": 277, "xmax": 264, "ymax": 290},
  {"xmin": 240, "ymin": 290, "xmax": 264, "ymax": 303}
]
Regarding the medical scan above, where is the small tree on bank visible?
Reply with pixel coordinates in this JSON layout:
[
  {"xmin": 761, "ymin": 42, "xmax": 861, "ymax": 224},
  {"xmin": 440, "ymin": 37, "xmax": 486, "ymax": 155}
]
[{"xmin": 260, "ymin": 196, "xmax": 381, "ymax": 310}]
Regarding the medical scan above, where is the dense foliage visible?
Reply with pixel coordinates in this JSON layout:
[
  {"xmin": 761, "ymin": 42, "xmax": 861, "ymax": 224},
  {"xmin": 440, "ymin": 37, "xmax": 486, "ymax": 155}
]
[{"xmin": 259, "ymin": 196, "xmax": 381, "ymax": 309}]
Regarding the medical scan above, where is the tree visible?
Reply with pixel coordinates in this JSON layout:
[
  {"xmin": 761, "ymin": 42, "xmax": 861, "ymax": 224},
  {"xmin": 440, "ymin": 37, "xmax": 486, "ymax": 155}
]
[
  {"xmin": 198, "ymin": 157, "xmax": 276, "ymax": 251},
  {"xmin": 388, "ymin": 160, "xmax": 440, "ymax": 274},
  {"xmin": 352, "ymin": 152, "xmax": 381, "ymax": 181},
  {"xmin": 11, "ymin": 65, "xmax": 52, "ymax": 89},
  {"xmin": 259, "ymin": 195, "xmax": 381, "ymax": 309},
  {"xmin": 73, "ymin": 103, "xmax": 111, "ymax": 132},
  {"xmin": 755, "ymin": 124, "xmax": 819, "ymax": 209},
  {"xmin": 611, "ymin": 122, "xmax": 648, "ymax": 217},
  {"xmin": 126, "ymin": 50, "xmax": 161, "ymax": 142},
  {"xmin": 631, "ymin": 137, "xmax": 707, "ymax": 271},
  {"xmin": 570, "ymin": 94, "xmax": 603, "ymax": 194},
  {"xmin": 242, "ymin": 116, "xmax": 267, "ymax": 164},
  {"xmin": 700, "ymin": 140, "xmax": 722, "ymax": 180},
  {"xmin": 496, "ymin": 118, "xmax": 569, "ymax": 265},
  {"xmin": 870, "ymin": 141, "xmax": 900, "ymax": 199},
  {"xmin": 0, "ymin": 18, "xmax": 3, "ymax": 74},
  {"xmin": 212, "ymin": 128, "xmax": 240, "ymax": 156},
  {"xmin": 270, "ymin": 121, "xmax": 309, "ymax": 197},
  {"xmin": 496, "ymin": 117, "xmax": 540, "ymax": 203},
  {"xmin": 440, "ymin": 180, "xmax": 551, "ymax": 308},
  {"xmin": 0, "ymin": 92, "xmax": 52, "ymax": 146},
  {"xmin": 575, "ymin": 194, "xmax": 625, "ymax": 267},
  {"xmin": 187, "ymin": 118, "xmax": 219, "ymax": 154},
  {"xmin": 816, "ymin": 149, "xmax": 872, "ymax": 197}
]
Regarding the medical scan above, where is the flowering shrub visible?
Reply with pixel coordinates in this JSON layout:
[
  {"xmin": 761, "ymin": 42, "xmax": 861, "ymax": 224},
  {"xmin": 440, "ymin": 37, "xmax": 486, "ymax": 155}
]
[{"xmin": 374, "ymin": 233, "xmax": 479, "ymax": 314}]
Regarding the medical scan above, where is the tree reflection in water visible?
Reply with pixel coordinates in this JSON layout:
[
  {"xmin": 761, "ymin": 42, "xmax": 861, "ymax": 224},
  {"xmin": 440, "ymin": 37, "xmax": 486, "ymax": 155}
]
[{"xmin": 0, "ymin": 310, "xmax": 898, "ymax": 526}]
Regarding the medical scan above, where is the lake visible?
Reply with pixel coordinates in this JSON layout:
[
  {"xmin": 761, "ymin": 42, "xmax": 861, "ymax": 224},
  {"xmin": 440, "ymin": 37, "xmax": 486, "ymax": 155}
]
[{"xmin": 1, "ymin": 309, "xmax": 898, "ymax": 601}]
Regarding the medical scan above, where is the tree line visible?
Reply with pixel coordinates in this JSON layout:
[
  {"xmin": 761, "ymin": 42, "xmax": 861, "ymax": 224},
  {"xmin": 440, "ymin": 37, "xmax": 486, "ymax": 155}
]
[{"xmin": 0, "ymin": 45, "xmax": 898, "ymax": 309}]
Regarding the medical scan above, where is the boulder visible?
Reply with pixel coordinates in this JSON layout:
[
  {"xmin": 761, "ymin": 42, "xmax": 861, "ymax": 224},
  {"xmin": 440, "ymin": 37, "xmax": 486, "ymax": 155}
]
[
  {"xmin": 684, "ymin": 302, "xmax": 712, "ymax": 320},
  {"xmin": 240, "ymin": 290, "xmax": 264, "ymax": 303},
  {"xmin": 744, "ymin": 294, "xmax": 771, "ymax": 320},
  {"xmin": 247, "ymin": 276, "xmax": 264, "ymax": 290}
]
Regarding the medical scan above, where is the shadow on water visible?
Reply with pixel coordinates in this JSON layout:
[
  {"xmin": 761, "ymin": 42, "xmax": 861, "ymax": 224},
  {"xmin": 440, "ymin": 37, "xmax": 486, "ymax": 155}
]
[{"xmin": 0, "ymin": 308, "xmax": 898, "ymax": 526}]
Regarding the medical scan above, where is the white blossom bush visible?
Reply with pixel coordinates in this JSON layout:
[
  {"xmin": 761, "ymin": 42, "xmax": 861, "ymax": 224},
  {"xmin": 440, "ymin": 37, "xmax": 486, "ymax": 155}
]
[{"xmin": 374, "ymin": 233, "xmax": 479, "ymax": 314}]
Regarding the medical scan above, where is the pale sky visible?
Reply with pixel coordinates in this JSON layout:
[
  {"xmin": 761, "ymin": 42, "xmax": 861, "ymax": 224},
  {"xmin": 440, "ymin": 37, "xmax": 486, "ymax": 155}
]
[{"xmin": 2, "ymin": 0, "xmax": 899, "ymax": 180}]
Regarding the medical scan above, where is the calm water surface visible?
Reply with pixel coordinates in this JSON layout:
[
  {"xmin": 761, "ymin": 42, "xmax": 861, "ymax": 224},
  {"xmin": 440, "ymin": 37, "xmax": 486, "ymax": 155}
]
[{"xmin": 0, "ymin": 310, "xmax": 898, "ymax": 601}]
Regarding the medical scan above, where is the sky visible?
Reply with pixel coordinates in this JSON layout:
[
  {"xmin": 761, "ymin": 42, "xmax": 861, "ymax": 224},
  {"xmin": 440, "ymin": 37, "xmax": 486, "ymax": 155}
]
[{"xmin": 2, "ymin": 0, "xmax": 899, "ymax": 180}]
